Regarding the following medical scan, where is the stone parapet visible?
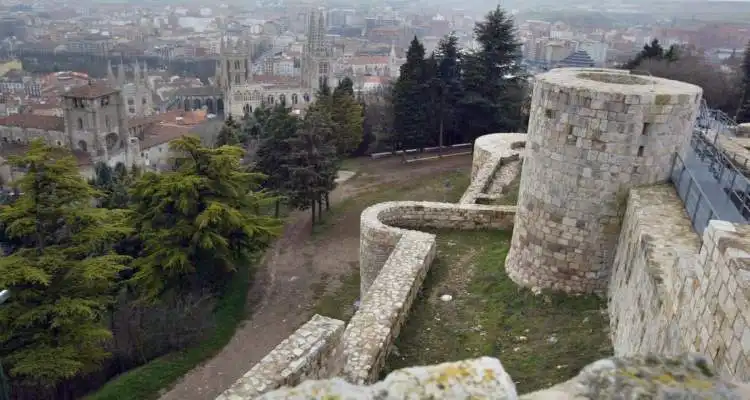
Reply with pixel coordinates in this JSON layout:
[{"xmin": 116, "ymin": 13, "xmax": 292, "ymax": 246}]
[
  {"xmin": 360, "ymin": 201, "xmax": 516, "ymax": 295},
  {"xmin": 257, "ymin": 354, "xmax": 750, "ymax": 399},
  {"xmin": 215, "ymin": 315, "xmax": 345, "ymax": 400},
  {"xmin": 464, "ymin": 133, "xmax": 525, "ymax": 205},
  {"xmin": 609, "ymin": 185, "xmax": 700, "ymax": 357},
  {"xmin": 506, "ymin": 68, "xmax": 703, "ymax": 294},
  {"xmin": 335, "ymin": 230, "xmax": 437, "ymax": 384},
  {"xmin": 609, "ymin": 185, "xmax": 750, "ymax": 382}
]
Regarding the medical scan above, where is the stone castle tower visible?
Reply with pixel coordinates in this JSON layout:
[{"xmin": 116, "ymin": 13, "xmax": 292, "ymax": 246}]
[
  {"xmin": 302, "ymin": 8, "xmax": 333, "ymax": 92},
  {"xmin": 107, "ymin": 60, "xmax": 154, "ymax": 118},
  {"xmin": 505, "ymin": 68, "xmax": 703, "ymax": 294}
]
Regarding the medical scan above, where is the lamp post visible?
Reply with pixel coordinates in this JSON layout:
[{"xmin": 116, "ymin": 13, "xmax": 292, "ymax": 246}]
[{"xmin": 0, "ymin": 289, "xmax": 10, "ymax": 400}]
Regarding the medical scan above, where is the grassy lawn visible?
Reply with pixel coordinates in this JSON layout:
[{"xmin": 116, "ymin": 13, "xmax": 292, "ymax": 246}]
[
  {"xmin": 312, "ymin": 168, "xmax": 470, "ymax": 321},
  {"xmin": 382, "ymin": 230, "xmax": 612, "ymax": 394}
]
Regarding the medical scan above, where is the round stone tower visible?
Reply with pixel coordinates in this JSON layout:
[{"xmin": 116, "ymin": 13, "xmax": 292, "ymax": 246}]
[{"xmin": 506, "ymin": 68, "xmax": 703, "ymax": 294}]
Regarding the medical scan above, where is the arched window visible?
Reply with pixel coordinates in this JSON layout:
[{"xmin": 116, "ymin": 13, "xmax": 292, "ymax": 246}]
[
  {"xmin": 78, "ymin": 140, "xmax": 88, "ymax": 152},
  {"xmin": 252, "ymin": 91, "xmax": 262, "ymax": 101},
  {"xmin": 279, "ymin": 94, "xmax": 286, "ymax": 105},
  {"xmin": 303, "ymin": 93, "xmax": 310, "ymax": 102},
  {"xmin": 291, "ymin": 93, "xmax": 299, "ymax": 105},
  {"xmin": 267, "ymin": 95, "xmax": 274, "ymax": 104},
  {"xmin": 235, "ymin": 75, "xmax": 241, "ymax": 84},
  {"xmin": 77, "ymin": 117, "xmax": 84, "ymax": 130}
]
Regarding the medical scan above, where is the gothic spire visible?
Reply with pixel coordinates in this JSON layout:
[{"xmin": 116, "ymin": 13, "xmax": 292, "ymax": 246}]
[
  {"xmin": 117, "ymin": 59, "xmax": 126, "ymax": 87},
  {"xmin": 133, "ymin": 59, "xmax": 141, "ymax": 83},
  {"xmin": 107, "ymin": 59, "xmax": 116, "ymax": 84}
]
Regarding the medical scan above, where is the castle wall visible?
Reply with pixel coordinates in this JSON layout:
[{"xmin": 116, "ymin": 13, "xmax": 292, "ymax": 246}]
[
  {"xmin": 215, "ymin": 315, "xmax": 345, "ymax": 400},
  {"xmin": 610, "ymin": 185, "xmax": 750, "ymax": 381},
  {"xmin": 506, "ymin": 69, "xmax": 703, "ymax": 294}
]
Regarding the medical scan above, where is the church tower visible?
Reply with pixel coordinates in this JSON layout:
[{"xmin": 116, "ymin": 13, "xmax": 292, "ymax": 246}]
[
  {"xmin": 302, "ymin": 8, "xmax": 333, "ymax": 91},
  {"xmin": 217, "ymin": 35, "xmax": 251, "ymax": 92}
]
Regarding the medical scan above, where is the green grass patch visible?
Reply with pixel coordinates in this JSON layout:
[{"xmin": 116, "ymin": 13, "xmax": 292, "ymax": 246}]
[
  {"xmin": 383, "ymin": 230, "xmax": 612, "ymax": 394},
  {"xmin": 85, "ymin": 263, "xmax": 254, "ymax": 400},
  {"xmin": 312, "ymin": 264, "xmax": 361, "ymax": 321}
]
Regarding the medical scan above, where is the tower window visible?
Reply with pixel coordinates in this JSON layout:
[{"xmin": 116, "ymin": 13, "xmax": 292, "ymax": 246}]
[
  {"xmin": 235, "ymin": 60, "xmax": 240, "ymax": 69},
  {"xmin": 235, "ymin": 75, "xmax": 240, "ymax": 84},
  {"xmin": 77, "ymin": 117, "xmax": 84, "ymax": 130},
  {"xmin": 105, "ymin": 116, "xmax": 110, "ymax": 130}
]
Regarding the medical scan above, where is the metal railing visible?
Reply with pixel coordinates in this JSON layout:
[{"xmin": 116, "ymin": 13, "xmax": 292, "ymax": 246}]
[{"xmin": 670, "ymin": 152, "xmax": 723, "ymax": 235}]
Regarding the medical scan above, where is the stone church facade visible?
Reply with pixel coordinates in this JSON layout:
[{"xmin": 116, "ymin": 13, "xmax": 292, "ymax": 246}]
[{"xmin": 106, "ymin": 60, "xmax": 155, "ymax": 118}]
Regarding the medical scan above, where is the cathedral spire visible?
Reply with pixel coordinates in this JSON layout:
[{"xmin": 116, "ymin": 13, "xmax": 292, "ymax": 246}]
[
  {"xmin": 117, "ymin": 59, "xmax": 126, "ymax": 87},
  {"xmin": 107, "ymin": 59, "xmax": 116, "ymax": 84},
  {"xmin": 133, "ymin": 59, "xmax": 141, "ymax": 84}
]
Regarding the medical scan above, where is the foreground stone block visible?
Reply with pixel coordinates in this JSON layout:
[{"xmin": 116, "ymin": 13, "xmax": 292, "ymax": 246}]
[
  {"xmin": 256, "ymin": 354, "xmax": 750, "ymax": 400},
  {"xmin": 258, "ymin": 357, "xmax": 517, "ymax": 399}
]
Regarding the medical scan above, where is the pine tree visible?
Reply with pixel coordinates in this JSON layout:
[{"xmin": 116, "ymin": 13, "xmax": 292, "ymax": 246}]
[
  {"xmin": 431, "ymin": 32, "xmax": 463, "ymax": 149},
  {"xmin": 329, "ymin": 77, "xmax": 364, "ymax": 155},
  {"xmin": 285, "ymin": 108, "xmax": 338, "ymax": 225},
  {"xmin": 254, "ymin": 104, "xmax": 300, "ymax": 217},
  {"xmin": 392, "ymin": 36, "xmax": 432, "ymax": 155},
  {"xmin": 0, "ymin": 140, "xmax": 132, "ymax": 387},
  {"xmin": 129, "ymin": 136, "xmax": 282, "ymax": 299},
  {"xmin": 460, "ymin": 7, "xmax": 526, "ymax": 142},
  {"xmin": 215, "ymin": 115, "xmax": 240, "ymax": 147}
]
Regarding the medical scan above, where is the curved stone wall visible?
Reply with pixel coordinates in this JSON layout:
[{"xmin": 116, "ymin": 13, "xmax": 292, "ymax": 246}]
[
  {"xmin": 359, "ymin": 201, "xmax": 516, "ymax": 304},
  {"xmin": 505, "ymin": 68, "xmax": 703, "ymax": 294},
  {"xmin": 464, "ymin": 133, "xmax": 526, "ymax": 204}
]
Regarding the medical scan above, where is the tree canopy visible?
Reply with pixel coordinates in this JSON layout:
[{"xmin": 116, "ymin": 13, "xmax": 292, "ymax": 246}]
[
  {"xmin": 129, "ymin": 135, "xmax": 282, "ymax": 299},
  {"xmin": 0, "ymin": 140, "xmax": 132, "ymax": 387}
]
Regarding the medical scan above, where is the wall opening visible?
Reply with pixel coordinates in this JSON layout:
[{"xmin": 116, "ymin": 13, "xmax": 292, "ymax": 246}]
[
  {"xmin": 641, "ymin": 123, "xmax": 650, "ymax": 136},
  {"xmin": 637, "ymin": 146, "xmax": 645, "ymax": 157}
]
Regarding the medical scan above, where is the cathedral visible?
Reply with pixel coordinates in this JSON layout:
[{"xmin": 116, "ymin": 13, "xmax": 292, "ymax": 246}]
[
  {"xmin": 217, "ymin": 9, "xmax": 334, "ymax": 117},
  {"xmin": 106, "ymin": 60, "xmax": 155, "ymax": 118}
]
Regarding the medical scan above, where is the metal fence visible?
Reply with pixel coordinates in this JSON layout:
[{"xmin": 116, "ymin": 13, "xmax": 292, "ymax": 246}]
[{"xmin": 670, "ymin": 129, "xmax": 750, "ymax": 235}]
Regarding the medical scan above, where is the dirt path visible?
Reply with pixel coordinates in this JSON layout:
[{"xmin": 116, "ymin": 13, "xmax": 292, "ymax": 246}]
[{"xmin": 160, "ymin": 153, "xmax": 471, "ymax": 400}]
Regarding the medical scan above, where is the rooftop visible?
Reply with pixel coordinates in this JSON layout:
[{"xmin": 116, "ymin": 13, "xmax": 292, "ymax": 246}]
[
  {"xmin": 61, "ymin": 81, "xmax": 119, "ymax": 99},
  {"xmin": 0, "ymin": 114, "xmax": 64, "ymax": 131}
]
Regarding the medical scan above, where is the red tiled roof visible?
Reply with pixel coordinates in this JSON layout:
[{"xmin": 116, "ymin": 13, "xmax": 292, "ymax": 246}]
[
  {"xmin": 61, "ymin": 82, "xmax": 119, "ymax": 99},
  {"xmin": 140, "ymin": 123, "xmax": 193, "ymax": 149},
  {"xmin": 0, "ymin": 114, "xmax": 64, "ymax": 131}
]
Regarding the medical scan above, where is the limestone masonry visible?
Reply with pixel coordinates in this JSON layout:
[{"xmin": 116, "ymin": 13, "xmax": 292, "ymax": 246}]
[
  {"xmin": 216, "ymin": 68, "xmax": 750, "ymax": 399},
  {"xmin": 506, "ymin": 68, "xmax": 703, "ymax": 294}
]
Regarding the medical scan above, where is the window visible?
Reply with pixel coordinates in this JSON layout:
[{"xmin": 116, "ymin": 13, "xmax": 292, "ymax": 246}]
[
  {"xmin": 303, "ymin": 93, "xmax": 310, "ymax": 102},
  {"xmin": 100, "ymin": 96, "xmax": 109, "ymax": 106},
  {"xmin": 56, "ymin": 140, "xmax": 61, "ymax": 146},
  {"xmin": 77, "ymin": 117, "xmax": 84, "ymax": 130},
  {"xmin": 128, "ymin": 107, "xmax": 136, "ymax": 114},
  {"xmin": 235, "ymin": 75, "xmax": 240, "ymax": 84},
  {"xmin": 127, "ymin": 98, "xmax": 135, "ymax": 105},
  {"xmin": 279, "ymin": 94, "xmax": 286, "ymax": 104},
  {"xmin": 142, "ymin": 97, "xmax": 148, "ymax": 105},
  {"xmin": 234, "ymin": 60, "xmax": 240, "ymax": 69},
  {"xmin": 105, "ymin": 116, "xmax": 110, "ymax": 130},
  {"xmin": 267, "ymin": 95, "xmax": 274, "ymax": 104},
  {"xmin": 291, "ymin": 93, "xmax": 298, "ymax": 105},
  {"xmin": 78, "ymin": 140, "xmax": 88, "ymax": 152}
]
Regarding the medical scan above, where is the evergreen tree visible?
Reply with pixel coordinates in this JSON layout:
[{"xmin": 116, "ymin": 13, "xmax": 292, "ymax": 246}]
[
  {"xmin": 254, "ymin": 104, "xmax": 301, "ymax": 217},
  {"xmin": 90, "ymin": 162, "xmax": 131, "ymax": 209},
  {"xmin": 284, "ymin": 108, "xmax": 338, "ymax": 226},
  {"xmin": 431, "ymin": 32, "xmax": 463, "ymax": 149},
  {"xmin": 392, "ymin": 36, "xmax": 432, "ymax": 154},
  {"xmin": 0, "ymin": 140, "xmax": 132, "ymax": 387},
  {"xmin": 735, "ymin": 41, "xmax": 750, "ymax": 123},
  {"xmin": 329, "ymin": 77, "xmax": 364, "ymax": 155},
  {"xmin": 623, "ymin": 39, "xmax": 680, "ymax": 69},
  {"xmin": 129, "ymin": 136, "xmax": 281, "ymax": 299},
  {"xmin": 215, "ymin": 115, "xmax": 241, "ymax": 147},
  {"xmin": 460, "ymin": 7, "xmax": 526, "ymax": 142}
]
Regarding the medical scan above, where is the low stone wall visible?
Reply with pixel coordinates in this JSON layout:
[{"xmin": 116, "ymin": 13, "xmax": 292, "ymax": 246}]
[
  {"xmin": 335, "ymin": 230, "xmax": 437, "ymax": 384},
  {"xmin": 610, "ymin": 184, "xmax": 750, "ymax": 381},
  {"xmin": 464, "ymin": 133, "xmax": 525, "ymax": 204},
  {"xmin": 257, "ymin": 354, "xmax": 750, "ymax": 399},
  {"xmin": 215, "ymin": 315, "xmax": 345, "ymax": 399},
  {"xmin": 359, "ymin": 201, "xmax": 516, "ymax": 295}
]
